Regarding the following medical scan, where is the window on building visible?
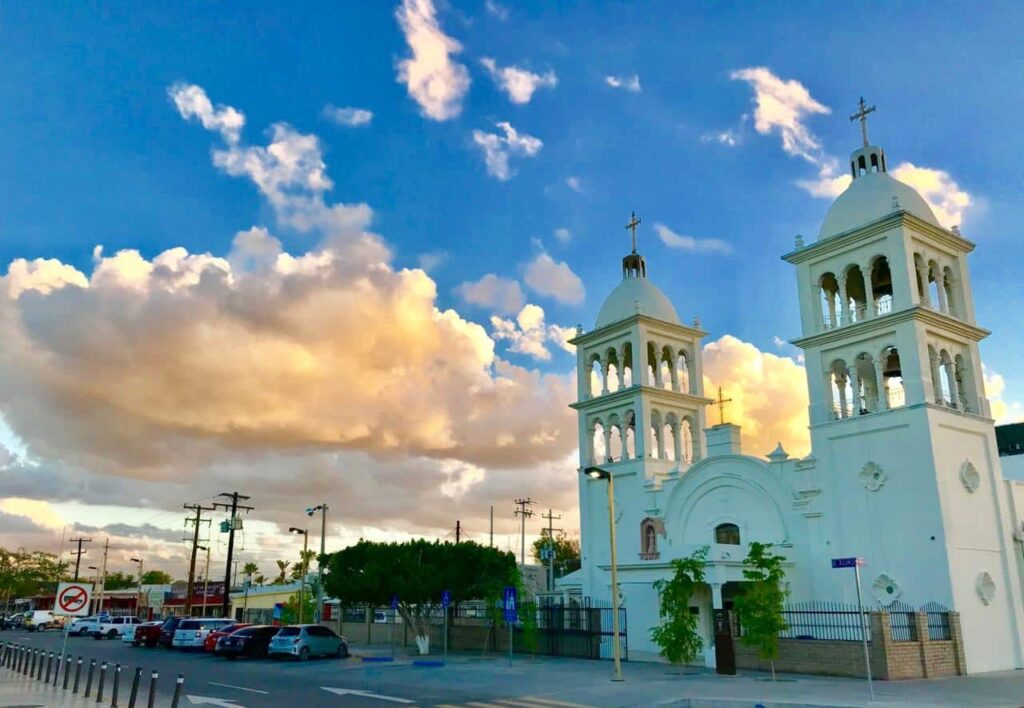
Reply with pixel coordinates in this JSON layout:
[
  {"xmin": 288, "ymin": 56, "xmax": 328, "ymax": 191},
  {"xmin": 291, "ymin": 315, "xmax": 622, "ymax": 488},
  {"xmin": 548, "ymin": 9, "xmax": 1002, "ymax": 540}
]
[{"xmin": 715, "ymin": 523, "xmax": 740, "ymax": 545}]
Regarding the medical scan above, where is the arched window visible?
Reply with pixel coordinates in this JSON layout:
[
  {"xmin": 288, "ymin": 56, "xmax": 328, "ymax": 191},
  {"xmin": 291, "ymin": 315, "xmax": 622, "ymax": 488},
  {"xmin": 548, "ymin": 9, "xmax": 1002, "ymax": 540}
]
[
  {"xmin": 845, "ymin": 265, "xmax": 867, "ymax": 323},
  {"xmin": 882, "ymin": 346, "xmax": 905, "ymax": 409},
  {"xmin": 592, "ymin": 420, "xmax": 606, "ymax": 464},
  {"xmin": 605, "ymin": 348, "xmax": 620, "ymax": 393},
  {"xmin": 820, "ymin": 272, "xmax": 840, "ymax": 329},
  {"xmin": 676, "ymin": 351, "xmax": 691, "ymax": 393},
  {"xmin": 870, "ymin": 256, "xmax": 893, "ymax": 315},
  {"xmin": 621, "ymin": 343, "xmax": 634, "ymax": 388},
  {"xmin": 715, "ymin": 523, "xmax": 741, "ymax": 545},
  {"xmin": 681, "ymin": 417, "xmax": 694, "ymax": 463},
  {"xmin": 955, "ymin": 354, "xmax": 974, "ymax": 413},
  {"xmin": 942, "ymin": 267, "xmax": 958, "ymax": 318},
  {"xmin": 608, "ymin": 415, "xmax": 623, "ymax": 461},
  {"xmin": 927, "ymin": 260, "xmax": 942, "ymax": 311},
  {"xmin": 589, "ymin": 355, "xmax": 603, "ymax": 397}
]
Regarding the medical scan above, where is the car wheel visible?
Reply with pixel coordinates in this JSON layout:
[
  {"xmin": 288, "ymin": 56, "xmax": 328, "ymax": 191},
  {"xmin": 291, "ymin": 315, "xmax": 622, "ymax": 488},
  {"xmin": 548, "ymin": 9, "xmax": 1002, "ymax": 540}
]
[
  {"xmin": 335, "ymin": 644, "xmax": 348, "ymax": 659},
  {"xmin": 298, "ymin": 647, "xmax": 310, "ymax": 662},
  {"xmin": 107, "ymin": 629, "xmax": 117, "ymax": 639},
  {"xmin": 93, "ymin": 633, "xmax": 102, "ymax": 640}
]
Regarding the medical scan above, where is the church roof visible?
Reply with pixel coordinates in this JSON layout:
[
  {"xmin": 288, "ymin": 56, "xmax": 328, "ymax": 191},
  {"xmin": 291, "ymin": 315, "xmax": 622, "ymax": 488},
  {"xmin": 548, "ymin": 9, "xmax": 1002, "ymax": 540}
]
[
  {"xmin": 818, "ymin": 166, "xmax": 939, "ymax": 240},
  {"xmin": 596, "ymin": 274, "xmax": 681, "ymax": 328}
]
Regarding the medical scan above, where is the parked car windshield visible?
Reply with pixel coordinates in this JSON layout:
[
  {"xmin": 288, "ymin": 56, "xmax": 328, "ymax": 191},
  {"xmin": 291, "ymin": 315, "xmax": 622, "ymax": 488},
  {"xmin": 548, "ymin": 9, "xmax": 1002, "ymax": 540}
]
[
  {"xmin": 234, "ymin": 627, "xmax": 259, "ymax": 636},
  {"xmin": 179, "ymin": 620, "xmax": 199, "ymax": 630},
  {"xmin": 276, "ymin": 627, "xmax": 300, "ymax": 636}
]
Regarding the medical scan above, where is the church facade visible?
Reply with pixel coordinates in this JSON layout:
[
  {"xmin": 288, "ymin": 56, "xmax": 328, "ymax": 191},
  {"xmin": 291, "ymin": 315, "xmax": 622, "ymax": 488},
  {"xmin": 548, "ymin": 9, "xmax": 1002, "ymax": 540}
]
[{"xmin": 570, "ymin": 121, "xmax": 1024, "ymax": 674}]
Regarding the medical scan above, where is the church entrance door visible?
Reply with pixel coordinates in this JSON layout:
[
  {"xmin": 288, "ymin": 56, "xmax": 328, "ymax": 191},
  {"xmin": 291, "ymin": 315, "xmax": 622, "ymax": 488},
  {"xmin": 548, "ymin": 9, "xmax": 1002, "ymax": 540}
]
[{"xmin": 713, "ymin": 608, "xmax": 736, "ymax": 675}]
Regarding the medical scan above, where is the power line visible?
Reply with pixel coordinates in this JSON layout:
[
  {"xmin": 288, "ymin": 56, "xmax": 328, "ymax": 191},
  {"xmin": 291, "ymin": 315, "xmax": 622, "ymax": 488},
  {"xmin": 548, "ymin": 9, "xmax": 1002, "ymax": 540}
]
[
  {"xmin": 68, "ymin": 538, "xmax": 91, "ymax": 582},
  {"xmin": 514, "ymin": 498, "xmax": 535, "ymax": 568},
  {"xmin": 183, "ymin": 503, "xmax": 213, "ymax": 615},
  {"xmin": 213, "ymin": 491, "xmax": 254, "ymax": 617}
]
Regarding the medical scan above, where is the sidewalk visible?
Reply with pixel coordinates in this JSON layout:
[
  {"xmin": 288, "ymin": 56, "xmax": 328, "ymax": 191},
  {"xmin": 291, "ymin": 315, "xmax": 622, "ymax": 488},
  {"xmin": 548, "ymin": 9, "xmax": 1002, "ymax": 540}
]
[{"xmin": 0, "ymin": 669, "xmax": 177, "ymax": 708}]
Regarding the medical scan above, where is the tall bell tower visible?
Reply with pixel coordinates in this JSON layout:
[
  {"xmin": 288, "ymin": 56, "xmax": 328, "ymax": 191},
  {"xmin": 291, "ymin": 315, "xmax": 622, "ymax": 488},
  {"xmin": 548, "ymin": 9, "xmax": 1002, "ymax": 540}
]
[{"xmin": 784, "ymin": 101, "xmax": 1024, "ymax": 673}]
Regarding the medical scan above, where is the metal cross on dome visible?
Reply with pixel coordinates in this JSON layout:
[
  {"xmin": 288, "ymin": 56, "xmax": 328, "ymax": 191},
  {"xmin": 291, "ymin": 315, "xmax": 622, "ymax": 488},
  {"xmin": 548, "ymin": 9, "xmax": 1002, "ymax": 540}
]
[
  {"xmin": 850, "ymin": 97, "xmax": 876, "ymax": 147},
  {"xmin": 715, "ymin": 386, "xmax": 733, "ymax": 426},
  {"xmin": 625, "ymin": 211, "xmax": 641, "ymax": 253}
]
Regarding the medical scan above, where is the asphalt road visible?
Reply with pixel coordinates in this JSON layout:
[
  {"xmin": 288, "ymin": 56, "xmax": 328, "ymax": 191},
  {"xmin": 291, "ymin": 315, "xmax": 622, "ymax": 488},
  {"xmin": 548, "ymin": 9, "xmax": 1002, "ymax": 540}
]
[{"xmin": 0, "ymin": 629, "xmax": 593, "ymax": 707}]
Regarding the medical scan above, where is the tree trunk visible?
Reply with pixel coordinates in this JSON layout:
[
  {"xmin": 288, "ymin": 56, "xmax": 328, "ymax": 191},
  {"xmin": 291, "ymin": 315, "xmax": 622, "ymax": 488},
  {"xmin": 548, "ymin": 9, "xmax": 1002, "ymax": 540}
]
[
  {"xmin": 397, "ymin": 604, "xmax": 431, "ymax": 655},
  {"xmin": 770, "ymin": 658, "xmax": 776, "ymax": 682}
]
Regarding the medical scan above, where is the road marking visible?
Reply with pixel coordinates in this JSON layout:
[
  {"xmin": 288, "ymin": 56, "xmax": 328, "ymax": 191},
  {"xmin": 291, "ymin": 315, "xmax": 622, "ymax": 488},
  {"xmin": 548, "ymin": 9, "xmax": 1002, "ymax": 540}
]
[
  {"xmin": 321, "ymin": 687, "xmax": 415, "ymax": 703},
  {"xmin": 492, "ymin": 701, "xmax": 561, "ymax": 707},
  {"xmin": 187, "ymin": 695, "xmax": 244, "ymax": 707},
  {"xmin": 519, "ymin": 699, "xmax": 591, "ymax": 707},
  {"xmin": 208, "ymin": 682, "xmax": 269, "ymax": 695}
]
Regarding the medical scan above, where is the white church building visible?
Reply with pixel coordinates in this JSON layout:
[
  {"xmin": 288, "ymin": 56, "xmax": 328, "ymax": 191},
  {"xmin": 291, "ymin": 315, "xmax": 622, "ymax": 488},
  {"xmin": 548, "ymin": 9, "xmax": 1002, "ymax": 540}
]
[{"xmin": 569, "ymin": 116, "xmax": 1024, "ymax": 674}]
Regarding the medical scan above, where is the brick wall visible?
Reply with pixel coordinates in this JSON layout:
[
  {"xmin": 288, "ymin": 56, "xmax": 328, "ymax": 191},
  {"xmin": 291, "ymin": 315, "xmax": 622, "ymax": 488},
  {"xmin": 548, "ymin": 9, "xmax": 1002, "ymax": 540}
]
[{"xmin": 734, "ymin": 611, "xmax": 965, "ymax": 680}]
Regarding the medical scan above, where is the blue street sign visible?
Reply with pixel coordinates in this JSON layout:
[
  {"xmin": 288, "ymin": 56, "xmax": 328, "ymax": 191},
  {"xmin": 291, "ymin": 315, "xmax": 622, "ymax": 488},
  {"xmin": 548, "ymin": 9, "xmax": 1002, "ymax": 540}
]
[
  {"xmin": 831, "ymin": 557, "xmax": 864, "ymax": 569},
  {"xmin": 502, "ymin": 585, "xmax": 518, "ymax": 622},
  {"xmin": 441, "ymin": 590, "xmax": 451, "ymax": 609},
  {"xmin": 390, "ymin": 594, "xmax": 399, "ymax": 609}
]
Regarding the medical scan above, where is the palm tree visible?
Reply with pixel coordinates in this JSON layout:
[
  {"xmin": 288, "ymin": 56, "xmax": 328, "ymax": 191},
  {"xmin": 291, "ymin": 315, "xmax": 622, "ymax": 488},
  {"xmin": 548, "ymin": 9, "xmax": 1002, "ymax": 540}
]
[
  {"xmin": 242, "ymin": 562, "xmax": 259, "ymax": 579},
  {"xmin": 291, "ymin": 549, "xmax": 316, "ymax": 581},
  {"xmin": 254, "ymin": 574, "xmax": 266, "ymax": 586},
  {"xmin": 274, "ymin": 560, "xmax": 290, "ymax": 584}
]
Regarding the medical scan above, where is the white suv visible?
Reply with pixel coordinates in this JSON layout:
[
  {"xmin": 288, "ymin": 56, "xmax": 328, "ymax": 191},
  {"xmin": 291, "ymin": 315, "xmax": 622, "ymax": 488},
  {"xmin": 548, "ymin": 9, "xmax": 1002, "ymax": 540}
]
[
  {"xmin": 171, "ymin": 618, "xmax": 232, "ymax": 650},
  {"xmin": 93, "ymin": 616, "xmax": 140, "ymax": 640}
]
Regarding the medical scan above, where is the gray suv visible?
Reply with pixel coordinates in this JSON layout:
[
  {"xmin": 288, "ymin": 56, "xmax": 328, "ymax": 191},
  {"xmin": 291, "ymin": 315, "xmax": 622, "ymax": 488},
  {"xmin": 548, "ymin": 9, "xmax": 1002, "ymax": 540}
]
[{"xmin": 268, "ymin": 625, "xmax": 348, "ymax": 660}]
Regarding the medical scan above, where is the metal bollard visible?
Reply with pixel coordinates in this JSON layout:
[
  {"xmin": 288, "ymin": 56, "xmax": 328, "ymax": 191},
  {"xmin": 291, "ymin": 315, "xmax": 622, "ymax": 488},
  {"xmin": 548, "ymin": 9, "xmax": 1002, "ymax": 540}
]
[
  {"xmin": 23, "ymin": 647, "xmax": 30, "ymax": 675},
  {"xmin": 13, "ymin": 646, "xmax": 20, "ymax": 673},
  {"xmin": 53, "ymin": 652, "xmax": 62, "ymax": 686},
  {"xmin": 97, "ymin": 660, "xmax": 107, "ymax": 702},
  {"xmin": 128, "ymin": 667, "xmax": 142, "ymax": 708},
  {"xmin": 37, "ymin": 650, "xmax": 45, "ymax": 680},
  {"xmin": 63, "ymin": 655, "xmax": 73, "ymax": 690},
  {"xmin": 170, "ymin": 673, "xmax": 184, "ymax": 708},
  {"xmin": 73, "ymin": 656, "xmax": 83, "ymax": 694},
  {"xmin": 111, "ymin": 663, "xmax": 122, "ymax": 707},
  {"xmin": 85, "ymin": 658, "xmax": 96, "ymax": 697},
  {"xmin": 45, "ymin": 651, "xmax": 53, "ymax": 683},
  {"xmin": 146, "ymin": 670, "xmax": 158, "ymax": 708},
  {"xmin": 29, "ymin": 647, "xmax": 36, "ymax": 676}
]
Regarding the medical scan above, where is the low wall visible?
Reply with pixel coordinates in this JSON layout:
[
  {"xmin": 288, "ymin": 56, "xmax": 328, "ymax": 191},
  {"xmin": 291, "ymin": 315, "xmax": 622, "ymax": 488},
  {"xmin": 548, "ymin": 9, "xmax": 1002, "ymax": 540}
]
[{"xmin": 734, "ymin": 612, "xmax": 965, "ymax": 680}]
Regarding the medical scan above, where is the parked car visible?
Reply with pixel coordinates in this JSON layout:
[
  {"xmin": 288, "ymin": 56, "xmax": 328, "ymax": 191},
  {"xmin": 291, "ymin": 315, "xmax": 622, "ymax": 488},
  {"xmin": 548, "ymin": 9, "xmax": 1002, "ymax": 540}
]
[
  {"xmin": 268, "ymin": 624, "xmax": 348, "ymax": 661},
  {"xmin": 93, "ymin": 616, "xmax": 140, "ymax": 639},
  {"xmin": 172, "ymin": 618, "xmax": 233, "ymax": 650},
  {"xmin": 159, "ymin": 616, "xmax": 195, "ymax": 648},
  {"xmin": 25, "ymin": 611, "xmax": 62, "ymax": 632},
  {"xmin": 135, "ymin": 620, "xmax": 168, "ymax": 648},
  {"xmin": 69, "ymin": 615, "xmax": 106, "ymax": 636},
  {"xmin": 215, "ymin": 625, "xmax": 281, "ymax": 659},
  {"xmin": 203, "ymin": 623, "xmax": 249, "ymax": 652},
  {"xmin": 122, "ymin": 619, "xmax": 151, "ymax": 644}
]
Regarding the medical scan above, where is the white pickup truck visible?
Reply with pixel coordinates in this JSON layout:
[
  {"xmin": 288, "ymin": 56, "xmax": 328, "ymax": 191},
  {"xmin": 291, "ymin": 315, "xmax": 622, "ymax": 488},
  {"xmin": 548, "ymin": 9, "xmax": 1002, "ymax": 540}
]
[
  {"xmin": 68, "ymin": 615, "xmax": 106, "ymax": 636},
  {"xmin": 91, "ymin": 616, "xmax": 140, "ymax": 640}
]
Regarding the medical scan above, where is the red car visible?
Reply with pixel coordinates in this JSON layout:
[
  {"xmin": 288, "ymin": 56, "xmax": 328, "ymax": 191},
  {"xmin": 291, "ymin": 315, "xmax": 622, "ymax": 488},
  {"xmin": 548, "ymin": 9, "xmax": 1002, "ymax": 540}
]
[
  {"xmin": 132, "ymin": 621, "xmax": 165, "ymax": 648},
  {"xmin": 204, "ymin": 623, "xmax": 249, "ymax": 652}
]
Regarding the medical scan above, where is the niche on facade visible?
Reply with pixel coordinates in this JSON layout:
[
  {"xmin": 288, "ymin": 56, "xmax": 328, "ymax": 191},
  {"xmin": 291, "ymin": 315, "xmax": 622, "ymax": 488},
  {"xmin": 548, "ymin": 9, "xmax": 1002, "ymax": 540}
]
[
  {"xmin": 859, "ymin": 461, "xmax": 887, "ymax": 492},
  {"xmin": 871, "ymin": 573, "xmax": 902, "ymax": 605},
  {"xmin": 960, "ymin": 460, "xmax": 981, "ymax": 493},
  {"xmin": 976, "ymin": 571, "xmax": 996, "ymax": 605},
  {"xmin": 640, "ymin": 517, "xmax": 665, "ymax": 560}
]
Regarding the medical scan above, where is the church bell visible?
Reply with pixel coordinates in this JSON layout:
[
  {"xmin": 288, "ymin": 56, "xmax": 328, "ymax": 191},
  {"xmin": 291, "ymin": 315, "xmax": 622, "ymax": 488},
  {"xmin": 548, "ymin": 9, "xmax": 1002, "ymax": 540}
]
[{"xmin": 882, "ymin": 349, "xmax": 902, "ymax": 378}]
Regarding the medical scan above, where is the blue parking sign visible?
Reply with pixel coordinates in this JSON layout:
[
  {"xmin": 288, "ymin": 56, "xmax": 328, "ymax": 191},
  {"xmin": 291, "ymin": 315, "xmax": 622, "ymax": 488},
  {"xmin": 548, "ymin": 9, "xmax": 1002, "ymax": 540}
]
[
  {"xmin": 441, "ymin": 590, "xmax": 451, "ymax": 609},
  {"xmin": 390, "ymin": 594, "xmax": 399, "ymax": 610},
  {"xmin": 502, "ymin": 585, "xmax": 517, "ymax": 622}
]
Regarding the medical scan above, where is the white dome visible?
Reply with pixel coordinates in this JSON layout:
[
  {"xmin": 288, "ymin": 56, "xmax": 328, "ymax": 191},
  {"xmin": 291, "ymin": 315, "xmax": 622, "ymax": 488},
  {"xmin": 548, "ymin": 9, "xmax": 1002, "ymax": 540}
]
[
  {"xmin": 819, "ymin": 170, "xmax": 938, "ymax": 240},
  {"xmin": 596, "ymin": 276, "xmax": 680, "ymax": 328}
]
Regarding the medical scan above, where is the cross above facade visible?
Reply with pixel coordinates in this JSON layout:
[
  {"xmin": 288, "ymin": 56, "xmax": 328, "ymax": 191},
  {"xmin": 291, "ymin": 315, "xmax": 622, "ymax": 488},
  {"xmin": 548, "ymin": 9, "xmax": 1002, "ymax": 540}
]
[
  {"xmin": 850, "ymin": 97, "xmax": 876, "ymax": 147},
  {"xmin": 625, "ymin": 211, "xmax": 641, "ymax": 253},
  {"xmin": 715, "ymin": 386, "xmax": 733, "ymax": 426}
]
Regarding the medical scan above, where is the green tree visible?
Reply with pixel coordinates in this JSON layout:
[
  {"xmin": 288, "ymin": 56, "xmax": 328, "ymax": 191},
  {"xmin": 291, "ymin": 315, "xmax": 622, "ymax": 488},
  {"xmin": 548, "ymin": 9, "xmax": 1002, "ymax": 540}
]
[
  {"xmin": 241, "ymin": 562, "xmax": 259, "ymax": 580},
  {"xmin": 274, "ymin": 560, "xmax": 290, "ymax": 584},
  {"xmin": 103, "ymin": 571, "xmax": 136, "ymax": 590},
  {"xmin": 531, "ymin": 531, "xmax": 581, "ymax": 578},
  {"xmin": 140, "ymin": 570, "xmax": 173, "ymax": 585},
  {"xmin": 280, "ymin": 590, "xmax": 316, "ymax": 625},
  {"xmin": 291, "ymin": 549, "xmax": 315, "ymax": 581},
  {"xmin": 324, "ymin": 539, "xmax": 517, "ymax": 655},
  {"xmin": 253, "ymin": 573, "xmax": 266, "ymax": 586},
  {"xmin": 733, "ymin": 542, "xmax": 789, "ymax": 681},
  {"xmin": 1, "ymin": 549, "xmax": 64, "ymax": 610},
  {"xmin": 650, "ymin": 546, "xmax": 709, "ymax": 665}
]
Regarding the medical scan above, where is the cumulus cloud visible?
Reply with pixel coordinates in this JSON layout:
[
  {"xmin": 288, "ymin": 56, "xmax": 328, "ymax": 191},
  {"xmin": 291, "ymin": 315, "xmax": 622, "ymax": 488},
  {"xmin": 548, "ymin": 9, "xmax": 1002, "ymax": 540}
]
[
  {"xmin": 395, "ymin": 0, "xmax": 471, "ymax": 121},
  {"xmin": 472, "ymin": 121, "xmax": 543, "ymax": 180},
  {"xmin": 480, "ymin": 58, "xmax": 557, "ymax": 104},
  {"xmin": 168, "ymin": 83, "xmax": 245, "ymax": 143},
  {"xmin": 701, "ymin": 130, "xmax": 740, "ymax": 147},
  {"xmin": 322, "ymin": 105, "xmax": 374, "ymax": 127},
  {"xmin": 491, "ymin": 304, "xmax": 576, "ymax": 361},
  {"xmin": 554, "ymin": 228, "xmax": 571, "ymax": 244},
  {"xmin": 653, "ymin": 223, "xmax": 733, "ymax": 255},
  {"xmin": 984, "ymin": 367, "xmax": 1024, "ymax": 425},
  {"xmin": 4, "ymin": 258, "xmax": 88, "ymax": 298},
  {"xmin": 890, "ymin": 163, "xmax": 971, "ymax": 228},
  {"xmin": 605, "ymin": 74, "xmax": 641, "ymax": 93},
  {"xmin": 455, "ymin": 274, "xmax": 525, "ymax": 314},
  {"xmin": 523, "ymin": 252, "xmax": 585, "ymax": 305},
  {"xmin": 702, "ymin": 335, "xmax": 810, "ymax": 458}
]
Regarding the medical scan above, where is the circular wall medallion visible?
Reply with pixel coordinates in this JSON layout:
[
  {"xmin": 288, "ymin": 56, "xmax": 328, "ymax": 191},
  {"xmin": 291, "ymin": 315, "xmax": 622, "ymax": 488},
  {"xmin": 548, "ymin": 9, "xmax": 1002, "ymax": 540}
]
[
  {"xmin": 871, "ymin": 573, "xmax": 901, "ymax": 605},
  {"xmin": 859, "ymin": 461, "xmax": 887, "ymax": 492},
  {"xmin": 976, "ymin": 572, "xmax": 996, "ymax": 605},
  {"xmin": 960, "ymin": 461, "xmax": 981, "ymax": 493}
]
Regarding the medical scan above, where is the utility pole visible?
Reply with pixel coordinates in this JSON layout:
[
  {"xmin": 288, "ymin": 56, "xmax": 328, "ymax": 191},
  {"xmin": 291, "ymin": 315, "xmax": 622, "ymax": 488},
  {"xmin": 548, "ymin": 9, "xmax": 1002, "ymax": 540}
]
[
  {"xmin": 455, "ymin": 520, "xmax": 461, "ymax": 544},
  {"xmin": 513, "ymin": 498, "xmax": 535, "ymax": 569},
  {"xmin": 214, "ymin": 492, "xmax": 254, "ymax": 617},
  {"xmin": 541, "ymin": 509, "xmax": 563, "ymax": 592},
  {"xmin": 490, "ymin": 506, "xmax": 494, "ymax": 547},
  {"xmin": 96, "ymin": 538, "xmax": 109, "ymax": 614},
  {"xmin": 68, "ymin": 538, "xmax": 91, "ymax": 582},
  {"xmin": 183, "ymin": 503, "xmax": 213, "ymax": 616}
]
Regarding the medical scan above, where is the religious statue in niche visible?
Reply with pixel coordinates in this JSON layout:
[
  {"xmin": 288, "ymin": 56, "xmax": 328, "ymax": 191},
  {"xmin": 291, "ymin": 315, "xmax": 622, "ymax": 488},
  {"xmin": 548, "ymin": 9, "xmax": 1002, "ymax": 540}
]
[{"xmin": 640, "ymin": 517, "xmax": 665, "ymax": 560}]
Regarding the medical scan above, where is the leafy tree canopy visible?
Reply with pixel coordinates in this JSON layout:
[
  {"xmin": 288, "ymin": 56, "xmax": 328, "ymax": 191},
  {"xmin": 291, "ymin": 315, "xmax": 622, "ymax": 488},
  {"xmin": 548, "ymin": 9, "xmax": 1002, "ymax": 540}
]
[
  {"xmin": 103, "ymin": 571, "xmax": 136, "ymax": 590},
  {"xmin": 140, "ymin": 570, "xmax": 173, "ymax": 585},
  {"xmin": 651, "ymin": 546, "xmax": 708, "ymax": 665},
  {"xmin": 531, "ymin": 531, "xmax": 581, "ymax": 578},
  {"xmin": 0, "ymin": 548, "xmax": 63, "ymax": 599}
]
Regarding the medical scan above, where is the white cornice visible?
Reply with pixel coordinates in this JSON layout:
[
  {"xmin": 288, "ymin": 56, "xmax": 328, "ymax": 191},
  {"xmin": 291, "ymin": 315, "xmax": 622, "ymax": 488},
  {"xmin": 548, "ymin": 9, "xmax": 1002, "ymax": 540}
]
[
  {"xmin": 570, "ymin": 384, "xmax": 714, "ymax": 411},
  {"xmin": 570, "ymin": 314, "xmax": 708, "ymax": 346},
  {"xmin": 791, "ymin": 306, "xmax": 990, "ymax": 349}
]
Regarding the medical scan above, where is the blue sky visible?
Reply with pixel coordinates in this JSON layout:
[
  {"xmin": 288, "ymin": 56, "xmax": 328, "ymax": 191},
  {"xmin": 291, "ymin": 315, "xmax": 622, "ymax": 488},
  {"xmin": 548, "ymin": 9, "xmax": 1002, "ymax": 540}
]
[{"xmin": 1, "ymin": 1, "xmax": 1022, "ymax": 570}]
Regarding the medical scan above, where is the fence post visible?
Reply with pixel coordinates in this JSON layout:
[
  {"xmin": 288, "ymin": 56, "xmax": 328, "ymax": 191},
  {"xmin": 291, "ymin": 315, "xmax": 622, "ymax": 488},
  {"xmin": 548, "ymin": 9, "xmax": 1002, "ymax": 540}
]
[
  {"xmin": 29, "ymin": 647, "xmax": 37, "ymax": 677},
  {"xmin": 97, "ymin": 660, "xmax": 108, "ymax": 702},
  {"xmin": 948, "ymin": 612, "xmax": 967, "ymax": 675},
  {"xmin": 914, "ymin": 612, "xmax": 930, "ymax": 678},
  {"xmin": 171, "ymin": 673, "xmax": 184, "ymax": 708},
  {"xmin": 146, "ymin": 670, "xmax": 158, "ymax": 708},
  {"xmin": 37, "ymin": 649, "xmax": 45, "ymax": 680},
  {"xmin": 85, "ymin": 658, "xmax": 96, "ymax": 697},
  {"xmin": 111, "ymin": 663, "xmax": 121, "ymax": 707},
  {"xmin": 128, "ymin": 667, "xmax": 142, "ymax": 708}
]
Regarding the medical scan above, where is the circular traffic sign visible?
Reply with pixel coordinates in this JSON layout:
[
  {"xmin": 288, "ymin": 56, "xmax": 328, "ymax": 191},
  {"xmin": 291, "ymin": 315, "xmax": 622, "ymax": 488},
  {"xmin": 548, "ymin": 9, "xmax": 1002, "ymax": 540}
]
[{"xmin": 57, "ymin": 584, "xmax": 89, "ymax": 614}]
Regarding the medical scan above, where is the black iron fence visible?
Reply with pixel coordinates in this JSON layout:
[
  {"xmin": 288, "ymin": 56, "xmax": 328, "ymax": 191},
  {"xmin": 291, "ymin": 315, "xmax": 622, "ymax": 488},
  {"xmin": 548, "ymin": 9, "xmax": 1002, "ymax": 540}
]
[
  {"xmin": 888, "ymin": 601, "xmax": 918, "ymax": 641},
  {"xmin": 922, "ymin": 602, "xmax": 952, "ymax": 641}
]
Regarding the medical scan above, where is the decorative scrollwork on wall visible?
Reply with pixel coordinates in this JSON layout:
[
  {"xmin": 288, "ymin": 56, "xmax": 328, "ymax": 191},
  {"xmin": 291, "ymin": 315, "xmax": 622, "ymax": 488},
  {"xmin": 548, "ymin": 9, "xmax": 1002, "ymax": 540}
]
[
  {"xmin": 976, "ymin": 571, "xmax": 996, "ymax": 605},
  {"xmin": 960, "ymin": 461, "xmax": 981, "ymax": 493},
  {"xmin": 859, "ymin": 461, "xmax": 887, "ymax": 492},
  {"xmin": 871, "ymin": 573, "xmax": 902, "ymax": 605}
]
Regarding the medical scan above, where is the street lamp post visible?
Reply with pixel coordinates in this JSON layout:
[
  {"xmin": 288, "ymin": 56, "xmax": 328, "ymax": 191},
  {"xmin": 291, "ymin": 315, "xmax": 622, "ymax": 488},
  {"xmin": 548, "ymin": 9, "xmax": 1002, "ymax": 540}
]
[
  {"xmin": 196, "ymin": 546, "xmax": 211, "ymax": 618},
  {"xmin": 87, "ymin": 566, "xmax": 101, "ymax": 614},
  {"xmin": 306, "ymin": 504, "xmax": 328, "ymax": 623},
  {"xmin": 130, "ymin": 558, "xmax": 143, "ymax": 619},
  {"xmin": 289, "ymin": 527, "xmax": 309, "ymax": 624},
  {"xmin": 585, "ymin": 466, "xmax": 624, "ymax": 682}
]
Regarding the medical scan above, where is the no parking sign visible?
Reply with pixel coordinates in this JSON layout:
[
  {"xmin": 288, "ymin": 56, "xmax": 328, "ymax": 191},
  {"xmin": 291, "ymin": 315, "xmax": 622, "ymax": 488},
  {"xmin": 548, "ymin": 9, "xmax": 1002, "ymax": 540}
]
[{"xmin": 54, "ymin": 582, "xmax": 93, "ymax": 616}]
